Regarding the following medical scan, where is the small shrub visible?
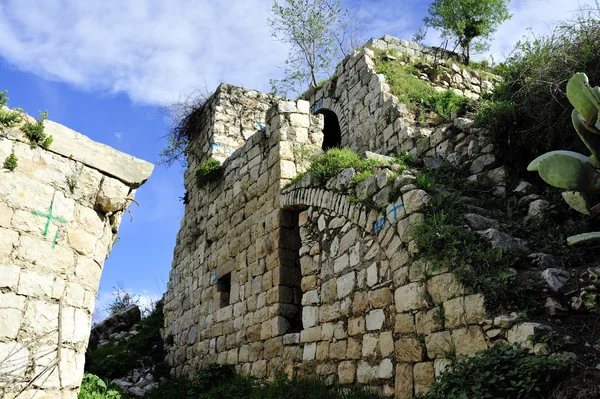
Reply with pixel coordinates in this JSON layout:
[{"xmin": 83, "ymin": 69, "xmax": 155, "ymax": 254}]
[
  {"xmin": 3, "ymin": 152, "xmax": 18, "ymax": 171},
  {"xmin": 78, "ymin": 373, "xmax": 122, "ymax": 399},
  {"xmin": 21, "ymin": 110, "xmax": 52, "ymax": 149},
  {"xmin": 0, "ymin": 90, "xmax": 23, "ymax": 130},
  {"xmin": 413, "ymin": 191, "xmax": 518, "ymax": 309},
  {"xmin": 419, "ymin": 343, "xmax": 567, "ymax": 399},
  {"xmin": 195, "ymin": 158, "xmax": 222, "ymax": 188}
]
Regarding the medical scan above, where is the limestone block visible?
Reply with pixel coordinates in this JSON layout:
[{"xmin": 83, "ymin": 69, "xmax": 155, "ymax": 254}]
[
  {"xmin": 18, "ymin": 235, "xmax": 75, "ymax": 274},
  {"xmin": 413, "ymin": 362, "xmax": 435, "ymax": 395},
  {"xmin": 330, "ymin": 340, "xmax": 347, "ymax": 359},
  {"xmin": 377, "ymin": 358, "xmax": 393, "ymax": 379},
  {"xmin": 394, "ymin": 313, "xmax": 415, "ymax": 334},
  {"xmin": 96, "ymin": 176, "xmax": 130, "ymax": 213},
  {"xmin": 394, "ymin": 283, "xmax": 427, "ymax": 313},
  {"xmin": 425, "ymin": 331, "xmax": 452, "ymax": 359},
  {"xmin": 506, "ymin": 322, "xmax": 551, "ymax": 348},
  {"xmin": 42, "ymin": 119, "xmax": 153, "ymax": 186},
  {"xmin": 0, "ymin": 264, "xmax": 20, "ymax": 288},
  {"xmin": 303, "ymin": 342, "xmax": 317, "ymax": 361},
  {"xmin": 366, "ymin": 309, "xmax": 385, "ymax": 331},
  {"xmin": 356, "ymin": 361, "xmax": 376, "ymax": 384},
  {"xmin": 452, "ymin": 326, "xmax": 487, "ymax": 356},
  {"xmin": 17, "ymin": 269, "xmax": 54, "ymax": 298},
  {"xmin": 370, "ymin": 288, "xmax": 392, "ymax": 308},
  {"xmin": 434, "ymin": 358, "xmax": 453, "ymax": 378},
  {"xmin": 0, "ymin": 227, "xmax": 18, "ymax": 256},
  {"xmin": 319, "ymin": 303, "xmax": 341, "ymax": 322},
  {"xmin": 402, "ymin": 190, "xmax": 430, "ymax": 214},
  {"xmin": 395, "ymin": 338, "xmax": 424, "ymax": 362},
  {"xmin": 416, "ymin": 307, "xmax": 444, "ymax": 335},
  {"xmin": 68, "ymin": 229, "xmax": 97, "ymax": 255},
  {"xmin": 337, "ymin": 271, "xmax": 355, "ymax": 299},
  {"xmin": 362, "ymin": 333, "xmax": 379, "ymax": 357},
  {"xmin": 428, "ymin": 273, "xmax": 464, "ymax": 303},
  {"xmin": 444, "ymin": 294, "xmax": 486, "ymax": 328},
  {"xmin": 302, "ymin": 306, "xmax": 318, "ymax": 328},
  {"xmin": 395, "ymin": 363, "xmax": 414, "ymax": 399},
  {"xmin": 349, "ymin": 317, "xmax": 365, "ymax": 336},
  {"xmin": 338, "ymin": 361, "xmax": 356, "ymax": 384}
]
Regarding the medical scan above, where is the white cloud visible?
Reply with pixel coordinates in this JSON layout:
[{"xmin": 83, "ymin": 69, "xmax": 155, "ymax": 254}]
[
  {"xmin": 114, "ymin": 132, "xmax": 123, "ymax": 141},
  {"xmin": 0, "ymin": 0, "xmax": 591, "ymax": 107},
  {"xmin": 0, "ymin": 0, "xmax": 290, "ymax": 105}
]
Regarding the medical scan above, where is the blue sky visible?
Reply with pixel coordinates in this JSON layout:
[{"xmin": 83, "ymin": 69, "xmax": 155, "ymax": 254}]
[{"xmin": 0, "ymin": 0, "xmax": 584, "ymax": 319}]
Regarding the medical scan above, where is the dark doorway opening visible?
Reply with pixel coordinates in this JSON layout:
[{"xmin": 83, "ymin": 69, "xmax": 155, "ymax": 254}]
[
  {"xmin": 279, "ymin": 210, "xmax": 303, "ymax": 333},
  {"xmin": 318, "ymin": 109, "xmax": 342, "ymax": 151}
]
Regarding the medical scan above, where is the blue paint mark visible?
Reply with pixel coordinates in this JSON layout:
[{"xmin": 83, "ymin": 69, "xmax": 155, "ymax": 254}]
[
  {"xmin": 211, "ymin": 268, "xmax": 219, "ymax": 283},
  {"xmin": 310, "ymin": 98, "xmax": 324, "ymax": 114},
  {"xmin": 255, "ymin": 122, "xmax": 265, "ymax": 130},
  {"xmin": 386, "ymin": 203, "xmax": 405, "ymax": 222},
  {"xmin": 374, "ymin": 217, "xmax": 386, "ymax": 233},
  {"xmin": 211, "ymin": 142, "xmax": 224, "ymax": 151}
]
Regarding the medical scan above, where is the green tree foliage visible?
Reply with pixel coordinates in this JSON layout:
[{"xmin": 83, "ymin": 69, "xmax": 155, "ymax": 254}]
[
  {"xmin": 475, "ymin": 5, "xmax": 600, "ymax": 175},
  {"xmin": 268, "ymin": 0, "xmax": 360, "ymax": 96},
  {"xmin": 422, "ymin": 0, "xmax": 512, "ymax": 64}
]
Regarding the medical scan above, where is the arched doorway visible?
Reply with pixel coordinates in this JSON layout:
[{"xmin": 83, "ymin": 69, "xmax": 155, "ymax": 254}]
[{"xmin": 317, "ymin": 109, "xmax": 342, "ymax": 151}]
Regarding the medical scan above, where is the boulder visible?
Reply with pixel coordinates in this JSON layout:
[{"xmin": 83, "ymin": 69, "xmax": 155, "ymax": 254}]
[{"xmin": 89, "ymin": 305, "xmax": 141, "ymax": 348}]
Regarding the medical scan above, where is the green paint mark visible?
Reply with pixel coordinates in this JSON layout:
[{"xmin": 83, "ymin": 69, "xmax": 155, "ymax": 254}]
[{"xmin": 32, "ymin": 201, "xmax": 67, "ymax": 248}]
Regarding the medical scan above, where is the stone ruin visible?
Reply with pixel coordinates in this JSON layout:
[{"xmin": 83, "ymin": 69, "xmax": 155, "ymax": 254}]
[
  {"xmin": 0, "ymin": 114, "xmax": 153, "ymax": 398},
  {"xmin": 163, "ymin": 35, "xmax": 541, "ymax": 398}
]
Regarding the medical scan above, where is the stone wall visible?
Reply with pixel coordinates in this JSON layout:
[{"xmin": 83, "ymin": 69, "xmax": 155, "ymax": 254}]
[
  {"xmin": 164, "ymin": 37, "xmax": 527, "ymax": 398},
  {"xmin": 163, "ymin": 98, "xmax": 324, "ymax": 377},
  {"xmin": 302, "ymin": 34, "xmax": 498, "ymax": 157},
  {"xmin": 0, "ymin": 116, "xmax": 152, "ymax": 398},
  {"xmin": 185, "ymin": 83, "xmax": 280, "ymax": 166}
]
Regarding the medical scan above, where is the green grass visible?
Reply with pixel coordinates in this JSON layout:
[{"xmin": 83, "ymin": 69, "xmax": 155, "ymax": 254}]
[
  {"xmin": 373, "ymin": 56, "xmax": 471, "ymax": 122},
  {"xmin": 141, "ymin": 365, "xmax": 384, "ymax": 399},
  {"xmin": 290, "ymin": 147, "xmax": 407, "ymax": 186}
]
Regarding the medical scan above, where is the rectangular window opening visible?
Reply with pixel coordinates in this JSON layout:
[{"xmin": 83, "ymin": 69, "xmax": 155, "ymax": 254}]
[{"xmin": 216, "ymin": 272, "xmax": 231, "ymax": 309}]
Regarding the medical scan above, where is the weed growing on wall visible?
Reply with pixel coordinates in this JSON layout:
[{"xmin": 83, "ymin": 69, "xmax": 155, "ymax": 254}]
[
  {"xmin": 195, "ymin": 158, "xmax": 223, "ymax": 188},
  {"xmin": 0, "ymin": 90, "xmax": 23, "ymax": 131},
  {"xmin": 21, "ymin": 110, "xmax": 53, "ymax": 149},
  {"xmin": 3, "ymin": 152, "xmax": 18, "ymax": 171},
  {"xmin": 291, "ymin": 147, "xmax": 407, "ymax": 186},
  {"xmin": 419, "ymin": 343, "xmax": 567, "ymax": 399}
]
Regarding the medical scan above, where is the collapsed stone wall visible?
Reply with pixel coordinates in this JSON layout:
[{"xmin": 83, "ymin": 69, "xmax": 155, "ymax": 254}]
[
  {"xmin": 303, "ymin": 34, "xmax": 498, "ymax": 156},
  {"xmin": 0, "ymin": 117, "xmax": 152, "ymax": 398},
  {"xmin": 163, "ymin": 99, "xmax": 324, "ymax": 377},
  {"xmin": 185, "ymin": 83, "xmax": 280, "ymax": 166}
]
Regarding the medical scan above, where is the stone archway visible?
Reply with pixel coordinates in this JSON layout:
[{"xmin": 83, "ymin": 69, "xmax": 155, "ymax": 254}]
[{"xmin": 316, "ymin": 109, "xmax": 342, "ymax": 151}]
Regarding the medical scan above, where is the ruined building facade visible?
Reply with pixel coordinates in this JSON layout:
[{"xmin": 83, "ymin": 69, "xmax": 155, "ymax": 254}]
[
  {"xmin": 0, "ymin": 115, "xmax": 152, "ymax": 398},
  {"xmin": 163, "ymin": 36, "xmax": 528, "ymax": 398}
]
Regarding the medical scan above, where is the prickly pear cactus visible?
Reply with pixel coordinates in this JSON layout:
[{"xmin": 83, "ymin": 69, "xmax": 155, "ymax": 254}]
[{"xmin": 528, "ymin": 73, "xmax": 600, "ymax": 245}]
